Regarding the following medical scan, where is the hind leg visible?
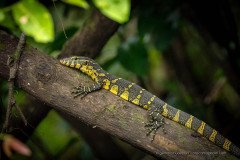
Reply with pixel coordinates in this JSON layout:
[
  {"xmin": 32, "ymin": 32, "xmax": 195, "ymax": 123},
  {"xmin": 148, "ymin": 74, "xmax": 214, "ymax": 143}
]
[{"xmin": 145, "ymin": 108, "xmax": 166, "ymax": 141}]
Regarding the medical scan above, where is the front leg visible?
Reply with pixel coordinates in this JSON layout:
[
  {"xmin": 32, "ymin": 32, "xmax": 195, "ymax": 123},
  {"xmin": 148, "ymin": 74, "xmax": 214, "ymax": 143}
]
[{"xmin": 72, "ymin": 83, "xmax": 102, "ymax": 98}]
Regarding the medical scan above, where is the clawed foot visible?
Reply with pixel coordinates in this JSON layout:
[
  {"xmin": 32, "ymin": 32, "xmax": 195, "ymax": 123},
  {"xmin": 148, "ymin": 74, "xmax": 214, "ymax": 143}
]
[
  {"xmin": 71, "ymin": 86, "xmax": 88, "ymax": 98},
  {"xmin": 145, "ymin": 111, "xmax": 166, "ymax": 141},
  {"xmin": 71, "ymin": 84, "xmax": 102, "ymax": 98}
]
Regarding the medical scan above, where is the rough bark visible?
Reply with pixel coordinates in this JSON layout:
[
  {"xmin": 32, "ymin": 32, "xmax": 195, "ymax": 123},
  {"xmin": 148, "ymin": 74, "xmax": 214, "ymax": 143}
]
[{"xmin": 0, "ymin": 31, "xmax": 238, "ymax": 160}]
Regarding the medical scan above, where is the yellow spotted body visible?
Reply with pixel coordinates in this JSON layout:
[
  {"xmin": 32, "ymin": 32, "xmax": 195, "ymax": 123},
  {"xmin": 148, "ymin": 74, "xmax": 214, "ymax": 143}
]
[{"xmin": 60, "ymin": 56, "xmax": 240, "ymax": 158}]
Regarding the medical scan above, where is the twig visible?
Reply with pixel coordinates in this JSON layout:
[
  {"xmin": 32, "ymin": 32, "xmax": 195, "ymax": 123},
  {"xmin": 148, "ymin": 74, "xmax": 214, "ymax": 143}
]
[
  {"xmin": 204, "ymin": 77, "xmax": 226, "ymax": 104},
  {"xmin": 15, "ymin": 101, "xmax": 27, "ymax": 126},
  {"xmin": 3, "ymin": 33, "xmax": 26, "ymax": 132},
  {"xmin": 51, "ymin": 0, "xmax": 68, "ymax": 39}
]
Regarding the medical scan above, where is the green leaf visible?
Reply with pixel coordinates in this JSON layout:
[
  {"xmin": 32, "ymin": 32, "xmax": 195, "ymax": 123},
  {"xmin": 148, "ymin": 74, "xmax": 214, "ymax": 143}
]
[
  {"xmin": 35, "ymin": 111, "xmax": 78, "ymax": 155},
  {"xmin": 117, "ymin": 37, "xmax": 149, "ymax": 76},
  {"xmin": 12, "ymin": 0, "xmax": 54, "ymax": 43},
  {"xmin": 62, "ymin": 0, "xmax": 89, "ymax": 9},
  {"xmin": 93, "ymin": 0, "xmax": 130, "ymax": 24},
  {"xmin": 0, "ymin": 9, "xmax": 17, "ymax": 31},
  {"xmin": 0, "ymin": 11, "xmax": 4, "ymax": 21}
]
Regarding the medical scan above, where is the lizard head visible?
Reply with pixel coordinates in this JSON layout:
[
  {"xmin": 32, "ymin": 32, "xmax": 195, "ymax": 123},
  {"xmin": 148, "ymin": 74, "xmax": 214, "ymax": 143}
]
[{"xmin": 59, "ymin": 56, "xmax": 97, "ymax": 69}]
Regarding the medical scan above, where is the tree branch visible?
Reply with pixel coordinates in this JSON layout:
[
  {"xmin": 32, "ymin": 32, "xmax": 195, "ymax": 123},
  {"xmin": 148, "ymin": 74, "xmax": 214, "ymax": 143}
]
[{"xmin": 0, "ymin": 30, "xmax": 237, "ymax": 160}]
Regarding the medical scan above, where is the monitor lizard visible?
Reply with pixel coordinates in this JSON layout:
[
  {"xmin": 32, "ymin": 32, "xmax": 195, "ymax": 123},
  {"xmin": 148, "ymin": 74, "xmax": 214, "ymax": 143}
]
[{"xmin": 60, "ymin": 56, "xmax": 240, "ymax": 158}]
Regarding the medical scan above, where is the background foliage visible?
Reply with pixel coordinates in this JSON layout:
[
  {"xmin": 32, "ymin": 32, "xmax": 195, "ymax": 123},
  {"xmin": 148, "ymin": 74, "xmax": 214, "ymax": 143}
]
[{"xmin": 1, "ymin": 0, "xmax": 240, "ymax": 159}]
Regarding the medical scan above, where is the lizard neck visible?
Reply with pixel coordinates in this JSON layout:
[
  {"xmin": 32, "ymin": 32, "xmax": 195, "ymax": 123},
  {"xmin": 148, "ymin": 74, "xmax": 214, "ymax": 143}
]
[
  {"xmin": 80, "ymin": 64, "xmax": 107, "ymax": 84},
  {"xmin": 80, "ymin": 65, "xmax": 98, "ymax": 82}
]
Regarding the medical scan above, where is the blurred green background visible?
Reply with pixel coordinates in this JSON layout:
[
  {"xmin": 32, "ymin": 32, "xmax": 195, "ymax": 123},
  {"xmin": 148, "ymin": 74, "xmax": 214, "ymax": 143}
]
[{"xmin": 1, "ymin": 0, "xmax": 240, "ymax": 159}]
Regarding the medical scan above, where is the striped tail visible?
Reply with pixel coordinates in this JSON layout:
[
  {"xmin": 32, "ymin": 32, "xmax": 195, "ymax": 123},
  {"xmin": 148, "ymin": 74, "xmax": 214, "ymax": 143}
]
[{"xmin": 161, "ymin": 103, "xmax": 240, "ymax": 158}]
